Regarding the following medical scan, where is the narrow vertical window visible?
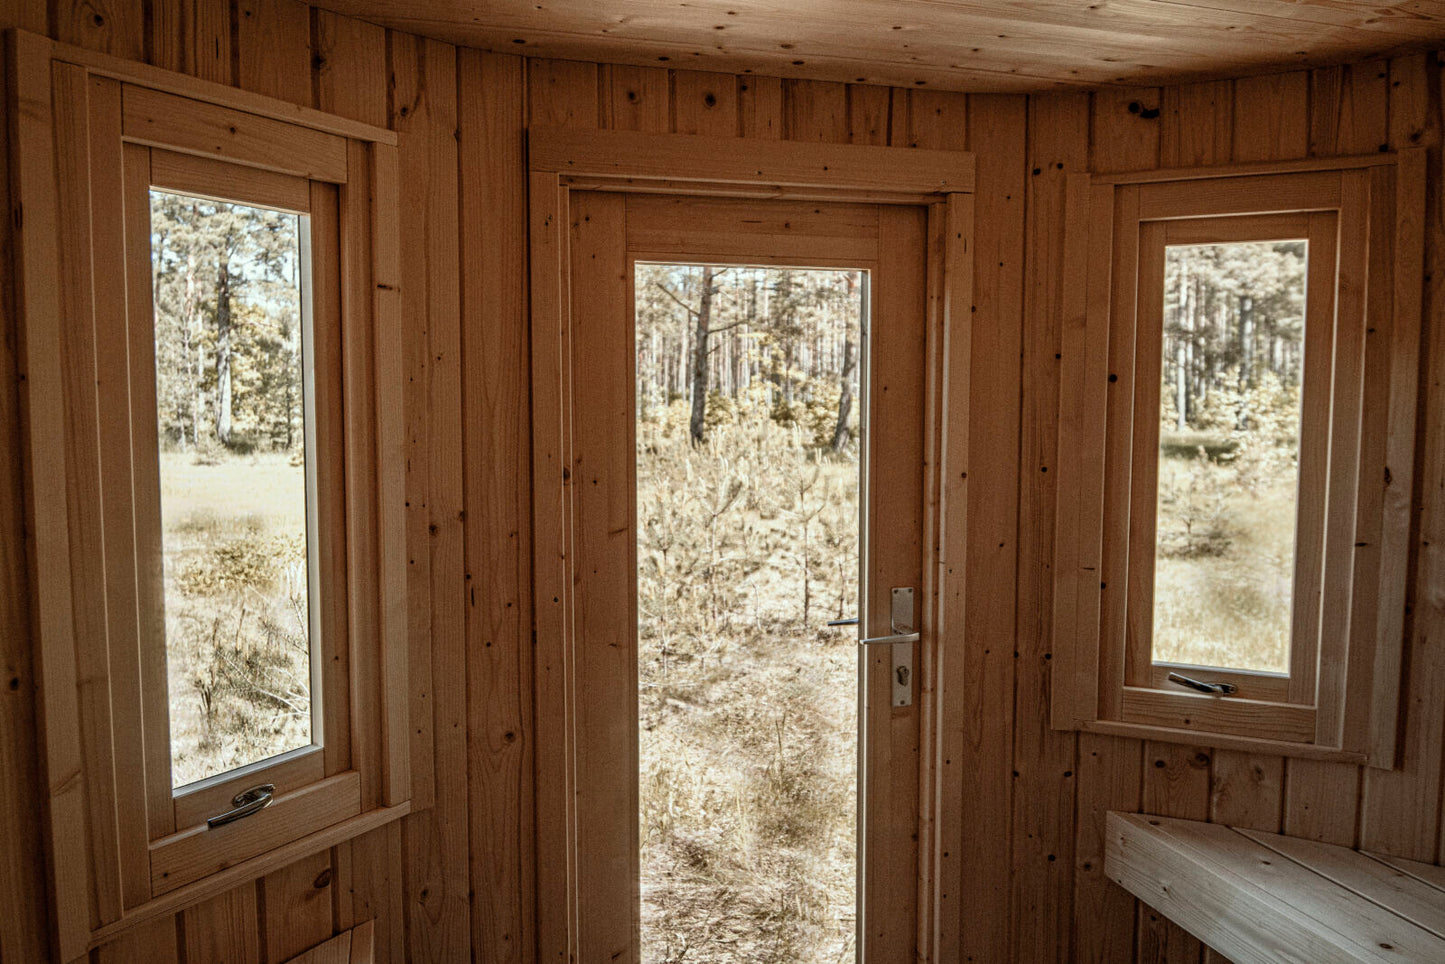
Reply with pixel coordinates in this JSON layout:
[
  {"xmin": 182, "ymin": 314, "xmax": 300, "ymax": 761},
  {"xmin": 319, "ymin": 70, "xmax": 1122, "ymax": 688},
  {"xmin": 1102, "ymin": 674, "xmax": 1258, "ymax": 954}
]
[
  {"xmin": 150, "ymin": 190, "xmax": 316, "ymax": 788},
  {"xmin": 1152, "ymin": 240, "xmax": 1308, "ymax": 676}
]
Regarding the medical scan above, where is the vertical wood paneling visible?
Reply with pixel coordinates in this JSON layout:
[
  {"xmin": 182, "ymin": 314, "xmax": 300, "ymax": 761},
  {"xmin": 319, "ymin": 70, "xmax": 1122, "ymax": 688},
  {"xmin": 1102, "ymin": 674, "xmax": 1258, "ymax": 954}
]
[
  {"xmin": 1013, "ymin": 91, "xmax": 1090, "ymax": 964},
  {"xmin": 0, "ymin": 24, "xmax": 53, "ymax": 964},
  {"xmin": 235, "ymin": 0, "xmax": 310, "ymax": 104},
  {"xmin": 182, "ymin": 885, "xmax": 262, "ymax": 964},
  {"xmin": 783, "ymin": 78, "xmax": 847, "ymax": 142},
  {"xmin": 47, "ymin": 0, "xmax": 143, "ymax": 59},
  {"xmin": 389, "ymin": 30, "xmax": 471, "ymax": 963},
  {"xmin": 1073, "ymin": 81, "xmax": 1158, "ymax": 964},
  {"xmin": 261, "ymin": 851, "xmax": 334, "ymax": 963},
  {"xmin": 1360, "ymin": 50, "xmax": 1445, "ymax": 862},
  {"xmin": 739, "ymin": 75, "xmax": 782, "ymax": 139},
  {"xmin": 603, "ymin": 64, "xmax": 668, "ymax": 132},
  {"xmin": 672, "ymin": 69, "xmax": 736, "ymax": 135},
  {"xmin": 458, "ymin": 47, "xmax": 535, "ymax": 964},
  {"xmin": 4, "ymin": 7, "xmax": 1445, "ymax": 962},
  {"xmin": 527, "ymin": 58, "xmax": 599, "ymax": 129}
]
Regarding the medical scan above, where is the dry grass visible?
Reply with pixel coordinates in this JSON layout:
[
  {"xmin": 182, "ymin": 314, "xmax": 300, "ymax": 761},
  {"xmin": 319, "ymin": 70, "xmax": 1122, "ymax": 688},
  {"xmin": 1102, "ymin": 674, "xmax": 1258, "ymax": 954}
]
[
  {"xmin": 1153, "ymin": 432, "xmax": 1298, "ymax": 675},
  {"xmin": 639, "ymin": 401, "xmax": 858, "ymax": 963},
  {"xmin": 160, "ymin": 451, "xmax": 312, "ymax": 787}
]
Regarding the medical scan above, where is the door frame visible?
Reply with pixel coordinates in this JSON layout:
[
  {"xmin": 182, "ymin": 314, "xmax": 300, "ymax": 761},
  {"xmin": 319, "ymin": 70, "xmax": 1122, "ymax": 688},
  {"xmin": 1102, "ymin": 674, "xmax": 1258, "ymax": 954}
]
[{"xmin": 526, "ymin": 127, "xmax": 975, "ymax": 963}]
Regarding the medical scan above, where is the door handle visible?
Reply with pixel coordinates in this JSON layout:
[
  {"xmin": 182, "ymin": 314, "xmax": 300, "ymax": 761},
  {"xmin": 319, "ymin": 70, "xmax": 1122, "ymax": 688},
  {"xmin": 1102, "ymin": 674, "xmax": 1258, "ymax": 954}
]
[
  {"xmin": 206, "ymin": 783, "xmax": 275, "ymax": 828},
  {"xmin": 859, "ymin": 630, "xmax": 921, "ymax": 646}
]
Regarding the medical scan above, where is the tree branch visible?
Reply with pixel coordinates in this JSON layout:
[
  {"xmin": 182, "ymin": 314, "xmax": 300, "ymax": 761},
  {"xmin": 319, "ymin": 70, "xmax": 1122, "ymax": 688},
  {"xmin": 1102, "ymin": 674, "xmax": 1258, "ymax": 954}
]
[{"xmin": 651, "ymin": 280, "xmax": 700, "ymax": 317}]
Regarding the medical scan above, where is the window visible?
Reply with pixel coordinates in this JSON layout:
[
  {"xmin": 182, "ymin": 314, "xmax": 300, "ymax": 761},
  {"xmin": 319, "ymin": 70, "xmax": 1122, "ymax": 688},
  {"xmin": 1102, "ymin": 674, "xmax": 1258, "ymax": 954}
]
[
  {"xmin": 1051, "ymin": 155, "xmax": 1425, "ymax": 764},
  {"xmin": 12, "ymin": 37, "xmax": 409, "ymax": 958}
]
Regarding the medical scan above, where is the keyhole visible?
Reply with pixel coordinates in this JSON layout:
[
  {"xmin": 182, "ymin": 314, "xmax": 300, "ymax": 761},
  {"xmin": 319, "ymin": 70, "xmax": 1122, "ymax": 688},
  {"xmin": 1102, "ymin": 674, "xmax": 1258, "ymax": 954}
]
[{"xmin": 896, "ymin": 665, "xmax": 910, "ymax": 687}]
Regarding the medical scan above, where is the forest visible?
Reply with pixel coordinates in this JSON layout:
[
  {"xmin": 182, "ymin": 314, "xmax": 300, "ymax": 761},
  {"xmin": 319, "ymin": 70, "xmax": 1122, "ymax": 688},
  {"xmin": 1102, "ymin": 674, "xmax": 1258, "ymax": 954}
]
[
  {"xmin": 636, "ymin": 264, "xmax": 864, "ymax": 963},
  {"xmin": 1153, "ymin": 240, "xmax": 1308, "ymax": 674},
  {"xmin": 149, "ymin": 191, "xmax": 314, "ymax": 787}
]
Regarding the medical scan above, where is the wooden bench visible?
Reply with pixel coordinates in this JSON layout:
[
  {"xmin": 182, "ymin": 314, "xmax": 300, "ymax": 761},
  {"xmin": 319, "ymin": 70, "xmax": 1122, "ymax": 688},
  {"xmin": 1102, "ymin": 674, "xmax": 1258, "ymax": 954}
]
[{"xmin": 1106, "ymin": 812, "xmax": 1445, "ymax": 964}]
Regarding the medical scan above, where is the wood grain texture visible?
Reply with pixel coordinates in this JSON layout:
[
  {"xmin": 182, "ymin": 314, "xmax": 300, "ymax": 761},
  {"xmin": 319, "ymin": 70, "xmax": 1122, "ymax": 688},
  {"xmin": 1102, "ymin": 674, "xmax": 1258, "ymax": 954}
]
[
  {"xmin": 5, "ymin": 6, "xmax": 1445, "ymax": 964},
  {"xmin": 1011, "ymin": 90, "xmax": 1089, "ymax": 964},
  {"xmin": 458, "ymin": 47, "xmax": 535, "ymax": 964},
  {"xmin": 388, "ymin": 29, "xmax": 472, "ymax": 963}
]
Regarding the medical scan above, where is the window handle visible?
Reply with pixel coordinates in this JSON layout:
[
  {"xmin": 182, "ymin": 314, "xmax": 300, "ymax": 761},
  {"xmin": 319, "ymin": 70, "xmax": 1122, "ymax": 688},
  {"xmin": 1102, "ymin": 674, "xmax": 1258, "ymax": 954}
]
[
  {"xmin": 1167, "ymin": 672, "xmax": 1237, "ymax": 696},
  {"xmin": 206, "ymin": 784, "xmax": 275, "ymax": 828}
]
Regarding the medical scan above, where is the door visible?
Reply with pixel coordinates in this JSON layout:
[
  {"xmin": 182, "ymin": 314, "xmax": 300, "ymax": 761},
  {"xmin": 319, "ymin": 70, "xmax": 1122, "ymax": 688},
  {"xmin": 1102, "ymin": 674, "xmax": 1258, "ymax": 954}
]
[{"xmin": 534, "ymin": 191, "xmax": 929, "ymax": 963}]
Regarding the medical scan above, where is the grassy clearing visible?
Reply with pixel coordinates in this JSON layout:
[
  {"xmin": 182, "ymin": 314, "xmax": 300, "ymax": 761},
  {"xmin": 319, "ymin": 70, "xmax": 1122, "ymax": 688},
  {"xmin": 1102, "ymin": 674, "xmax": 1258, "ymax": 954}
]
[
  {"xmin": 639, "ymin": 402, "xmax": 859, "ymax": 964},
  {"xmin": 1153, "ymin": 433, "xmax": 1298, "ymax": 675},
  {"xmin": 160, "ymin": 450, "xmax": 312, "ymax": 787}
]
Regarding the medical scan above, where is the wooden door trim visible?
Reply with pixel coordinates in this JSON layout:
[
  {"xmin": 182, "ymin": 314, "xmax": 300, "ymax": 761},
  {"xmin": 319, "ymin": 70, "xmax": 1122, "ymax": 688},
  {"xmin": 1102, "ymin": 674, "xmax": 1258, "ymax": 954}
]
[
  {"xmin": 530, "ymin": 126, "xmax": 975, "ymax": 199},
  {"xmin": 527, "ymin": 130, "xmax": 974, "ymax": 964}
]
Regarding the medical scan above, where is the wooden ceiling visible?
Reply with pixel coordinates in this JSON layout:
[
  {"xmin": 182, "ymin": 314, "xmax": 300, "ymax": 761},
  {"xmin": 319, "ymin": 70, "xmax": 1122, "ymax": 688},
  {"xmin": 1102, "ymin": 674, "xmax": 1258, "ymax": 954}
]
[{"xmin": 311, "ymin": 0, "xmax": 1445, "ymax": 92}]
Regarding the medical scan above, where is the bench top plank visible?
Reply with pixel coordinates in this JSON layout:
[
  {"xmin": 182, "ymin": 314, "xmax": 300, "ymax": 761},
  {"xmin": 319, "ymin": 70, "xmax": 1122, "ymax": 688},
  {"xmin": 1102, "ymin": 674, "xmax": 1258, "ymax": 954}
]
[
  {"xmin": 1106, "ymin": 812, "xmax": 1445, "ymax": 964},
  {"xmin": 1240, "ymin": 828, "xmax": 1445, "ymax": 941}
]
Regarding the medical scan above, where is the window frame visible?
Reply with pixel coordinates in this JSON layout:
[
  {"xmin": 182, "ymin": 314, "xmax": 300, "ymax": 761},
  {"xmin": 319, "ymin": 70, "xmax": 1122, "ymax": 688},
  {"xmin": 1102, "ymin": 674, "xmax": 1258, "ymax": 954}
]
[
  {"xmin": 1051, "ymin": 152, "xmax": 1426, "ymax": 767},
  {"xmin": 8, "ymin": 29, "xmax": 409, "ymax": 959}
]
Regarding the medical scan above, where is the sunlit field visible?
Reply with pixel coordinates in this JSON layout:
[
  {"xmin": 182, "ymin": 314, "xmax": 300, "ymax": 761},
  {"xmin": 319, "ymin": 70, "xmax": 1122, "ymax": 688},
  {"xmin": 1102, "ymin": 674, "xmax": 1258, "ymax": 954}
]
[{"xmin": 160, "ymin": 451, "xmax": 312, "ymax": 787}]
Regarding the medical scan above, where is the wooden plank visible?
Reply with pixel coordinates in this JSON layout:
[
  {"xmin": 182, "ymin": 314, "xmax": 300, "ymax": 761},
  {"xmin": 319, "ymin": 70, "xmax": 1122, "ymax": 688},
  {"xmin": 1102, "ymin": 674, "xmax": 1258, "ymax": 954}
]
[
  {"xmin": 1360, "ymin": 53, "xmax": 1441, "ymax": 858},
  {"xmin": 1107, "ymin": 813, "xmax": 1445, "ymax": 964},
  {"xmin": 150, "ymin": 773, "xmax": 362, "ymax": 895},
  {"xmin": 193, "ymin": 0, "xmax": 233, "ymax": 85},
  {"xmin": 847, "ymin": 83, "xmax": 890, "ymax": 146},
  {"xmin": 783, "ymin": 78, "xmax": 847, "ymax": 142},
  {"xmin": 1231, "ymin": 72, "xmax": 1308, "ymax": 162},
  {"xmin": 181, "ymin": 885, "xmax": 262, "ymax": 964},
  {"xmin": 261, "ymin": 849, "xmax": 335, "ymax": 963},
  {"xmin": 527, "ymin": 57, "xmax": 599, "ymax": 129},
  {"xmin": 47, "ymin": 0, "xmax": 143, "ymax": 60},
  {"xmin": 342, "ymin": 823, "xmax": 404, "ymax": 964},
  {"xmin": 739, "ymin": 75, "xmax": 782, "ymax": 140},
  {"xmin": 939, "ymin": 92, "xmax": 1021, "ymax": 964},
  {"xmin": 569, "ymin": 189, "xmax": 637, "ymax": 964},
  {"xmin": 234, "ymin": 0, "xmax": 311, "ymax": 105},
  {"xmin": 87, "ymin": 73, "xmax": 150, "ymax": 914},
  {"xmin": 1160, "ymin": 80, "xmax": 1233, "ymax": 167},
  {"xmin": 121, "ymin": 85, "xmax": 350, "ymax": 182},
  {"xmin": 1070, "ymin": 76, "xmax": 1158, "ymax": 964},
  {"xmin": 457, "ymin": 47, "xmax": 535, "ymax": 964},
  {"xmin": 1011, "ymin": 90, "xmax": 1089, "ymax": 964},
  {"xmin": 283, "ymin": 928, "xmax": 350, "ymax": 964},
  {"xmin": 1139, "ymin": 745, "xmax": 1211, "ymax": 963},
  {"xmin": 1242, "ymin": 829, "xmax": 1445, "ymax": 939},
  {"xmin": 93, "ymin": 914, "xmax": 179, "ymax": 964},
  {"xmin": 672, "ymin": 69, "xmax": 737, "ymax": 136},
  {"xmin": 865, "ymin": 202, "xmax": 928, "ymax": 964},
  {"xmin": 602, "ymin": 64, "xmax": 668, "ymax": 132},
  {"xmin": 340, "ymin": 138, "xmax": 381, "ymax": 805},
  {"xmin": 369, "ymin": 140, "xmax": 409, "ymax": 810},
  {"xmin": 10, "ymin": 45, "xmax": 101, "ymax": 960},
  {"xmin": 0, "ymin": 30, "xmax": 51, "ymax": 964},
  {"xmin": 312, "ymin": 11, "xmax": 388, "ymax": 127},
  {"xmin": 389, "ymin": 31, "xmax": 471, "ymax": 964},
  {"xmin": 529, "ymin": 126, "xmax": 974, "ymax": 194},
  {"xmin": 149, "ymin": 145, "xmax": 311, "ymax": 210},
  {"xmin": 52, "ymin": 57, "xmax": 127, "ymax": 933},
  {"xmin": 1310, "ymin": 60, "xmax": 1391, "ymax": 158},
  {"xmin": 527, "ymin": 169, "xmax": 572, "ymax": 964}
]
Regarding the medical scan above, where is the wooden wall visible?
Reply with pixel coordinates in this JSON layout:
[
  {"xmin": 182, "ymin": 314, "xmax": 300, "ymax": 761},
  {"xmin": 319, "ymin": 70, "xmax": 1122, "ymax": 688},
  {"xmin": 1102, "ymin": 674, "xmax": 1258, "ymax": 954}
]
[{"xmin": 0, "ymin": 2, "xmax": 1441, "ymax": 962}]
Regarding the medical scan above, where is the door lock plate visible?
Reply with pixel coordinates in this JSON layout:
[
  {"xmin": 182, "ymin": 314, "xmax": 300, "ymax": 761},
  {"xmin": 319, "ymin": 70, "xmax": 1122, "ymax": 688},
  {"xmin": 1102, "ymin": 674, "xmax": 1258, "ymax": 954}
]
[{"xmin": 890, "ymin": 587, "xmax": 913, "ymax": 707}]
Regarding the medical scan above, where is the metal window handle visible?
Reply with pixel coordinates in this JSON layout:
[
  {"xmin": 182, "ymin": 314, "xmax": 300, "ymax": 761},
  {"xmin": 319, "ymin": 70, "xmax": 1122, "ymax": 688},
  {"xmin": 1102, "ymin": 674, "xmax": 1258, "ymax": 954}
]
[
  {"xmin": 1167, "ymin": 672, "xmax": 1237, "ymax": 696},
  {"xmin": 206, "ymin": 784, "xmax": 275, "ymax": 828}
]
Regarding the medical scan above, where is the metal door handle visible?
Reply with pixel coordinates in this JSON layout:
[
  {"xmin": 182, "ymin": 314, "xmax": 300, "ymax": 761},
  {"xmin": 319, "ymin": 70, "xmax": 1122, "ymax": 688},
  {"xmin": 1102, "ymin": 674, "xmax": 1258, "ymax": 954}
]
[
  {"xmin": 859, "ymin": 630, "xmax": 921, "ymax": 646},
  {"xmin": 206, "ymin": 784, "xmax": 275, "ymax": 828}
]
